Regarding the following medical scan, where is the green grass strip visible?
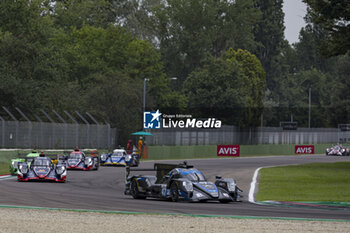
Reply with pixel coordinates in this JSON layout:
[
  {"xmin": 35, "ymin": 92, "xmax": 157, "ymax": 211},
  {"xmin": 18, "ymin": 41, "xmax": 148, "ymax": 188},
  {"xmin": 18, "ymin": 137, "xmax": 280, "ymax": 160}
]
[
  {"xmin": 298, "ymin": 201, "xmax": 350, "ymax": 207},
  {"xmin": 0, "ymin": 204, "xmax": 349, "ymax": 222},
  {"xmin": 257, "ymin": 162, "xmax": 350, "ymax": 202},
  {"xmin": 256, "ymin": 201, "xmax": 350, "ymax": 210}
]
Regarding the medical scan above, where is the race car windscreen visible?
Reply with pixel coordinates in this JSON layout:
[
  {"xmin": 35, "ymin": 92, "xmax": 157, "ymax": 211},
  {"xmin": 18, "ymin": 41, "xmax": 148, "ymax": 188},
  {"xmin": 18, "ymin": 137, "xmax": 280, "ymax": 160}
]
[
  {"xmin": 69, "ymin": 153, "xmax": 83, "ymax": 159},
  {"xmin": 334, "ymin": 146, "xmax": 340, "ymax": 150},
  {"xmin": 181, "ymin": 171, "xmax": 206, "ymax": 181},
  {"xmin": 112, "ymin": 152, "xmax": 125, "ymax": 156},
  {"xmin": 32, "ymin": 158, "xmax": 52, "ymax": 166}
]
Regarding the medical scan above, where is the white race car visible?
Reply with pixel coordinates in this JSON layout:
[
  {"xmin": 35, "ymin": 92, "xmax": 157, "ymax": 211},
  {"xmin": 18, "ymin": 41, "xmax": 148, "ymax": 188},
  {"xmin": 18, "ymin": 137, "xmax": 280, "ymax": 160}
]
[{"xmin": 326, "ymin": 145, "xmax": 349, "ymax": 156}]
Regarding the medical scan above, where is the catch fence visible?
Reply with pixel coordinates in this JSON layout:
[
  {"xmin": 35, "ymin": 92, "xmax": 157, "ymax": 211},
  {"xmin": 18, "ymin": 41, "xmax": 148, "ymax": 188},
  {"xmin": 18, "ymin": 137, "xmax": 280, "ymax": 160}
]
[
  {"xmin": 147, "ymin": 126, "xmax": 350, "ymax": 146},
  {"xmin": 0, "ymin": 120, "xmax": 116, "ymax": 149}
]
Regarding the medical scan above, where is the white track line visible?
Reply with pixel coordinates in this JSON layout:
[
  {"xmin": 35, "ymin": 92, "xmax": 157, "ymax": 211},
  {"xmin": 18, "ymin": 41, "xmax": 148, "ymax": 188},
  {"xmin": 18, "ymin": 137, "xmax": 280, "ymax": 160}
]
[
  {"xmin": 249, "ymin": 163, "xmax": 303, "ymax": 203},
  {"xmin": 249, "ymin": 167, "xmax": 262, "ymax": 203},
  {"xmin": 0, "ymin": 175, "xmax": 15, "ymax": 181}
]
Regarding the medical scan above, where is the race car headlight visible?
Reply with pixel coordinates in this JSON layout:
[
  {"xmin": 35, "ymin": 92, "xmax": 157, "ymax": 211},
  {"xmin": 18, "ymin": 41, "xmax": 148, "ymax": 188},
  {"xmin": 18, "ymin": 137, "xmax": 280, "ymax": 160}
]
[
  {"xmin": 56, "ymin": 166, "xmax": 66, "ymax": 175},
  {"xmin": 125, "ymin": 154, "xmax": 132, "ymax": 162},
  {"xmin": 223, "ymin": 192, "xmax": 229, "ymax": 197},
  {"xmin": 182, "ymin": 181, "xmax": 193, "ymax": 192},
  {"xmin": 100, "ymin": 154, "xmax": 107, "ymax": 162},
  {"xmin": 341, "ymin": 149, "xmax": 345, "ymax": 153},
  {"xmin": 85, "ymin": 157, "xmax": 92, "ymax": 165},
  {"xmin": 19, "ymin": 164, "xmax": 28, "ymax": 174},
  {"xmin": 227, "ymin": 181, "xmax": 236, "ymax": 192},
  {"xmin": 11, "ymin": 161, "xmax": 18, "ymax": 168},
  {"xmin": 196, "ymin": 192, "xmax": 204, "ymax": 198}
]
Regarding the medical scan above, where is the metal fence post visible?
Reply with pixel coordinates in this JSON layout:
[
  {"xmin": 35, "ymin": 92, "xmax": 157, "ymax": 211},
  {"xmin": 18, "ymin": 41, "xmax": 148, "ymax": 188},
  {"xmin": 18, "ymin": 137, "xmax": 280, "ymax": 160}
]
[
  {"xmin": 104, "ymin": 120, "xmax": 111, "ymax": 149},
  {"xmin": 0, "ymin": 115, "xmax": 5, "ymax": 148},
  {"xmin": 2, "ymin": 106, "xmax": 18, "ymax": 147},
  {"xmin": 32, "ymin": 113, "xmax": 44, "ymax": 148},
  {"xmin": 86, "ymin": 112, "xmax": 99, "ymax": 148},
  {"xmin": 76, "ymin": 111, "xmax": 90, "ymax": 148},
  {"xmin": 52, "ymin": 110, "xmax": 67, "ymax": 149},
  {"xmin": 64, "ymin": 110, "xmax": 79, "ymax": 147},
  {"xmin": 41, "ymin": 109, "xmax": 55, "ymax": 148},
  {"xmin": 16, "ymin": 107, "xmax": 32, "ymax": 148}
]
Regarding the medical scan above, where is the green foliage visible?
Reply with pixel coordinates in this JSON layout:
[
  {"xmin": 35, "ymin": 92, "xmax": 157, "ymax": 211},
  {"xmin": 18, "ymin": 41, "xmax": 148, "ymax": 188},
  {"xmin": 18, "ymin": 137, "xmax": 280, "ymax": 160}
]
[
  {"xmin": 1, "ymin": 0, "xmax": 349, "ymax": 145},
  {"xmin": 253, "ymin": 0, "xmax": 285, "ymax": 90},
  {"xmin": 83, "ymin": 71, "xmax": 143, "ymax": 141},
  {"xmin": 154, "ymin": 0, "xmax": 260, "ymax": 82},
  {"xmin": 184, "ymin": 49, "xmax": 265, "ymax": 126},
  {"xmin": 51, "ymin": 0, "xmax": 114, "ymax": 29},
  {"xmin": 0, "ymin": 0, "xmax": 61, "ymax": 109},
  {"xmin": 112, "ymin": 0, "xmax": 160, "ymax": 40},
  {"xmin": 327, "ymin": 55, "xmax": 350, "ymax": 125},
  {"xmin": 224, "ymin": 49, "xmax": 266, "ymax": 126},
  {"xmin": 303, "ymin": 0, "xmax": 350, "ymax": 57},
  {"xmin": 294, "ymin": 24, "xmax": 328, "ymax": 72}
]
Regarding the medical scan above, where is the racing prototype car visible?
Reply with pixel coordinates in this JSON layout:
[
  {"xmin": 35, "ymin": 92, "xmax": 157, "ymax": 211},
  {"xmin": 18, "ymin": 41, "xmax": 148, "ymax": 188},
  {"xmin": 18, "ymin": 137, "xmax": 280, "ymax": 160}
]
[
  {"xmin": 100, "ymin": 147, "xmax": 139, "ymax": 167},
  {"xmin": 9, "ymin": 150, "xmax": 40, "ymax": 175},
  {"xmin": 9, "ymin": 150, "xmax": 59, "ymax": 175},
  {"xmin": 124, "ymin": 162, "xmax": 242, "ymax": 203},
  {"xmin": 17, "ymin": 155, "xmax": 67, "ymax": 182},
  {"xmin": 59, "ymin": 148, "xmax": 99, "ymax": 170},
  {"xmin": 325, "ymin": 144, "xmax": 349, "ymax": 156}
]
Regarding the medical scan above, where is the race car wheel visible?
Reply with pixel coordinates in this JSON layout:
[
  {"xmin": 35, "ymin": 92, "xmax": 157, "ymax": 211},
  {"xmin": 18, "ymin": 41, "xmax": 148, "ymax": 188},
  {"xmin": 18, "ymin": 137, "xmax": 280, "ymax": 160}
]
[
  {"xmin": 170, "ymin": 182, "xmax": 179, "ymax": 202},
  {"xmin": 94, "ymin": 160, "xmax": 99, "ymax": 170},
  {"xmin": 130, "ymin": 179, "xmax": 146, "ymax": 199}
]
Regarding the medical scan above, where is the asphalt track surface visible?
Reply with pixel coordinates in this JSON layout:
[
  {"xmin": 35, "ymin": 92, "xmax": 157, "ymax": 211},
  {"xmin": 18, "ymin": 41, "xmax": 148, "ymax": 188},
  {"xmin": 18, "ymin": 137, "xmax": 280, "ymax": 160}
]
[{"xmin": 1, "ymin": 155, "xmax": 349, "ymax": 220}]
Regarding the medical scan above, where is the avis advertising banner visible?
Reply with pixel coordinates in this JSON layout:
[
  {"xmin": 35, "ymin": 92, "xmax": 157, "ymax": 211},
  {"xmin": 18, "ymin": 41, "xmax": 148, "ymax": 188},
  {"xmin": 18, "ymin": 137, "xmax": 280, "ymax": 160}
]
[
  {"xmin": 295, "ymin": 145, "xmax": 315, "ymax": 154},
  {"xmin": 217, "ymin": 145, "xmax": 240, "ymax": 157}
]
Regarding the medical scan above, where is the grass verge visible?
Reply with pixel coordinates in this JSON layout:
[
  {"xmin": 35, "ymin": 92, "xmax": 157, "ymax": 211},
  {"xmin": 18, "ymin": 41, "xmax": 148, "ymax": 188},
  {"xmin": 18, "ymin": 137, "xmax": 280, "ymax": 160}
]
[
  {"xmin": 257, "ymin": 162, "xmax": 350, "ymax": 202},
  {"xmin": 0, "ymin": 162, "xmax": 10, "ymax": 175}
]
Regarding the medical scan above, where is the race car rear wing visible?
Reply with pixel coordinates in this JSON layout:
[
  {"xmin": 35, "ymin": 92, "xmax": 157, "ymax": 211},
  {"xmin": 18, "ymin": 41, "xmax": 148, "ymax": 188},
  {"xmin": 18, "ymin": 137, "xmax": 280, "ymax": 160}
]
[
  {"xmin": 126, "ymin": 161, "xmax": 193, "ymax": 181},
  {"xmin": 62, "ymin": 150, "xmax": 99, "ymax": 155},
  {"xmin": 21, "ymin": 154, "xmax": 59, "ymax": 161}
]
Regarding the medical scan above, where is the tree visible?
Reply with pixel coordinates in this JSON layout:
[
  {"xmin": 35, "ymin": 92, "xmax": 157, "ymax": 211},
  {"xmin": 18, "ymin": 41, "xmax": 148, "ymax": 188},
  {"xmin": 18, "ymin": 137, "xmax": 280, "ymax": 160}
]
[
  {"xmin": 224, "ymin": 48, "xmax": 266, "ymax": 126},
  {"xmin": 50, "ymin": 0, "xmax": 115, "ymax": 30},
  {"xmin": 184, "ymin": 49, "xmax": 265, "ymax": 126},
  {"xmin": 110, "ymin": 0, "xmax": 161, "ymax": 41},
  {"xmin": 253, "ymin": 0, "xmax": 285, "ymax": 91},
  {"xmin": 303, "ymin": 0, "xmax": 350, "ymax": 57},
  {"xmin": 83, "ymin": 71, "xmax": 142, "ymax": 142},
  {"xmin": 0, "ymin": 0, "xmax": 65, "ymax": 110},
  {"xmin": 294, "ymin": 25, "xmax": 327, "ymax": 71},
  {"xmin": 154, "ymin": 0, "xmax": 260, "ymax": 83},
  {"xmin": 327, "ymin": 55, "xmax": 350, "ymax": 125},
  {"xmin": 278, "ymin": 69, "xmax": 330, "ymax": 127}
]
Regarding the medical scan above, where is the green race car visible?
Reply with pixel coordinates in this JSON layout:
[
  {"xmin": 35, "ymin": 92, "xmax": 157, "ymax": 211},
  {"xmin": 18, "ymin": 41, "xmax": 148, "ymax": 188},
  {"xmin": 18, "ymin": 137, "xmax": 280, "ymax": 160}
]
[{"xmin": 9, "ymin": 150, "xmax": 40, "ymax": 175}]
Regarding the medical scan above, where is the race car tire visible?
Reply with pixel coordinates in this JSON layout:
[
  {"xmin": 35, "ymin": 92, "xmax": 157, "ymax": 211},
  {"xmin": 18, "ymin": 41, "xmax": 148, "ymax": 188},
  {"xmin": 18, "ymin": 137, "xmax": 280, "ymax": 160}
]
[
  {"xmin": 170, "ymin": 182, "xmax": 179, "ymax": 202},
  {"xmin": 130, "ymin": 179, "xmax": 146, "ymax": 199},
  {"xmin": 94, "ymin": 160, "xmax": 99, "ymax": 170}
]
